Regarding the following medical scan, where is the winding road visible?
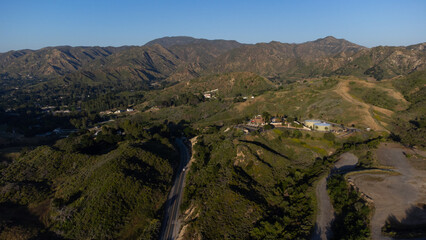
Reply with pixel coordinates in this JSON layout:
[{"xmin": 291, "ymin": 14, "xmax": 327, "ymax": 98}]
[
  {"xmin": 312, "ymin": 152, "xmax": 359, "ymax": 240},
  {"xmin": 160, "ymin": 138, "xmax": 190, "ymax": 240}
]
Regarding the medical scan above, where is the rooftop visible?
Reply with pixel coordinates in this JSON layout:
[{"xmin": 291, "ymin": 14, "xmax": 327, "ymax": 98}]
[
  {"xmin": 314, "ymin": 122, "xmax": 331, "ymax": 126},
  {"xmin": 305, "ymin": 119, "xmax": 322, "ymax": 122}
]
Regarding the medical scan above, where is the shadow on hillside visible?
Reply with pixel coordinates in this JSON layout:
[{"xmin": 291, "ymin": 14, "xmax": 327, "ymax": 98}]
[
  {"xmin": 239, "ymin": 140, "xmax": 289, "ymax": 159},
  {"xmin": 123, "ymin": 156, "xmax": 169, "ymax": 187},
  {"xmin": 382, "ymin": 204, "xmax": 426, "ymax": 239},
  {"xmin": 78, "ymin": 140, "xmax": 118, "ymax": 155},
  {"xmin": 132, "ymin": 140, "xmax": 179, "ymax": 167},
  {"xmin": 0, "ymin": 201, "xmax": 64, "ymax": 239},
  {"xmin": 238, "ymin": 144, "xmax": 273, "ymax": 168},
  {"xmin": 229, "ymin": 166, "xmax": 269, "ymax": 207}
]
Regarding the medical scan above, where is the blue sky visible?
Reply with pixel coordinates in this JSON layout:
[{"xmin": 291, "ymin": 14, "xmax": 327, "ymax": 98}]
[{"xmin": 0, "ymin": 0, "xmax": 425, "ymax": 52}]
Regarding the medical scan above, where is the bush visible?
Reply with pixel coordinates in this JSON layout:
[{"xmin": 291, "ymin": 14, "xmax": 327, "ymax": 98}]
[
  {"xmin": 263, "ymin": 124, "xmax": 274, "ymax": 130},
  {"xmin": 323, "ymin": 132, "xmax": 335, "ymax": 142},
  {"xmin": 364, "ymin": 65, "xmax": 384, "ymax": 81},
  {"xmin": 292, "ymin": 130, "xmax": 302, "ymax": 138}
]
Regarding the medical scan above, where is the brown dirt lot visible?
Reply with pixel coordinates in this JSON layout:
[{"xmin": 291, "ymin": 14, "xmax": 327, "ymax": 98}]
[{"xmin": 349, "ymin": 143, "xmax": 426, "ymax": 240}]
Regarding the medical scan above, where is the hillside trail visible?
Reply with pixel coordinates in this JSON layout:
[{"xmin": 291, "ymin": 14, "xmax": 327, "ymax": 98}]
[{"xmin": 334, "ymin": 80, "xmax": 391, "ymax": 132}]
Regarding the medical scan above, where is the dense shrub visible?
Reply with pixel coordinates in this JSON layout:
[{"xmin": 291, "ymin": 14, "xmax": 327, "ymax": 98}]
[{"xmin": 328, "ymin": 174, "xmax": 371, "ymax": 239}]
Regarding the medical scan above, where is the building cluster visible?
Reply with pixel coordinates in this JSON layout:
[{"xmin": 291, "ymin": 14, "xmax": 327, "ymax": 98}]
[
  {"xmin": 203, "ymin": 89, "xmax": 219, "ymax": 99},
  {"xmin": 39, "ymin": 106, "xmax": 73, "ymax": 115},
  {"xmin": 248, "ymin": 115, "xmax": 345, "ymax": 132},
  {"xmin": 248, "ymin": 115, "xmax": 300, "ymax": 128},
  {"xmin": 303, "ymin": 119, "xmax": 332, "ymax": 132},
  {"xmin": 99, "ymin": 108, "xmax": 134, "ymax": 116}
]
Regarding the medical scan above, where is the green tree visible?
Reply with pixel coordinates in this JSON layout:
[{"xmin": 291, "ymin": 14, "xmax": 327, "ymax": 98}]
[
  {"xmin": 262, "ymin": 111, "xmax": 271, "ymax": 123},
  {"xmin": 293, "ymin": 130, "xmax": 302, "ymax": 138}
]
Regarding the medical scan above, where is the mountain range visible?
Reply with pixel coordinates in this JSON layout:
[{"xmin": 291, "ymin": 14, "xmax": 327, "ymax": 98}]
[{"xmin": 1, "ymin": 36, "xmax": 425, "ymax": 89}]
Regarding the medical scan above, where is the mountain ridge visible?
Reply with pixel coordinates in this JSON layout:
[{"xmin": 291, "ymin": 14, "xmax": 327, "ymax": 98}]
[{"xmin": 0, "ymin": 36, "xmax": 424, "ymax": 96}]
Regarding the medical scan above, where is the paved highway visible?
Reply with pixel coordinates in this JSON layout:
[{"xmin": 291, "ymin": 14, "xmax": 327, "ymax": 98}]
[{"xmin": 159, "ymin": 138, "xmax": 190, "ymax": 240}]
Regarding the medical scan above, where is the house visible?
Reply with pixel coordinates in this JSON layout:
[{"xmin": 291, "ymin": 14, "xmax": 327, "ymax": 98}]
[
  {"xmin": 53, "ymin": 110, "xmax": 71, "ymax": 115},
  {"xmin": 304, "ymin": 119, "xmax": 322, "ymax": 128},
  {"xmin": 99, "ymin": 110, "xmax": 113, "ymax": 115},
  {"xmin": 126, "ymin": 108, "xmax": 134, "ymax": 112},
  {"xmin": 251, "ymin": 115, "xmax": 265, "ymax": 125},
  {"xmin": 203, "ymin": 89, "xmax": 219, "ymax": 99},
  {"xmin": 271, "ymin": 117, "xmax": 283, "ymax": 126},
  {"xmin": 149, "ymin": 106, "xmax": 160, "ymax": 112},
  {"xmin": 114, "ymin": 110, "xmax": 123, "ymax": 114}
]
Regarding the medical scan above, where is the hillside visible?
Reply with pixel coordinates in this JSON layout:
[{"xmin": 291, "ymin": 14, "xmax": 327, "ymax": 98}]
[
  {"xmin": 335, "ymin": 43, "xmax": 426, "ymax": 80},
  {"xmin": 209, "ymin": 37, "xmax": 426, "ymax": 82},
  {"xmin": 390, "ymin": 70, "xmax": 426, "ymax": 147},
  {"xmin": 0, "ymin": 122, "xmax": 182, "ymax": 239},
  {"xmin": 132, "ymin": 72, "xmax": 275, "ymax": 124},
  {"xmin": 0, "ymin": 37, "xmax": 243, "ymax": 84},
  {"xmin": 209, "ymin": 36, "xmax": 366, "ymax": 81},
  {"xmin": 180, "ymin": 126, "xmax": 351, "ymax": 239},
  {"xmin": 0, "ymin": 46, "xmax": 126, "ymax": 79},
  {"xmin": 153, "ymin": 71, "xmax": 274, "ymax": 99}
]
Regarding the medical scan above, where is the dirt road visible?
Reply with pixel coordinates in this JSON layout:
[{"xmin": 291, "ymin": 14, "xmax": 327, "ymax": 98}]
[
  {"xmin": 334, "ymin": 80, "xmax": 390, "ymax": 132},
  {"xmin": 349, "ymin": 143, "xmax": 426, "ymax": 240},
  {"xmin": 313, "ymin": 177, "xmax": 335, "ymax": 240}
]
